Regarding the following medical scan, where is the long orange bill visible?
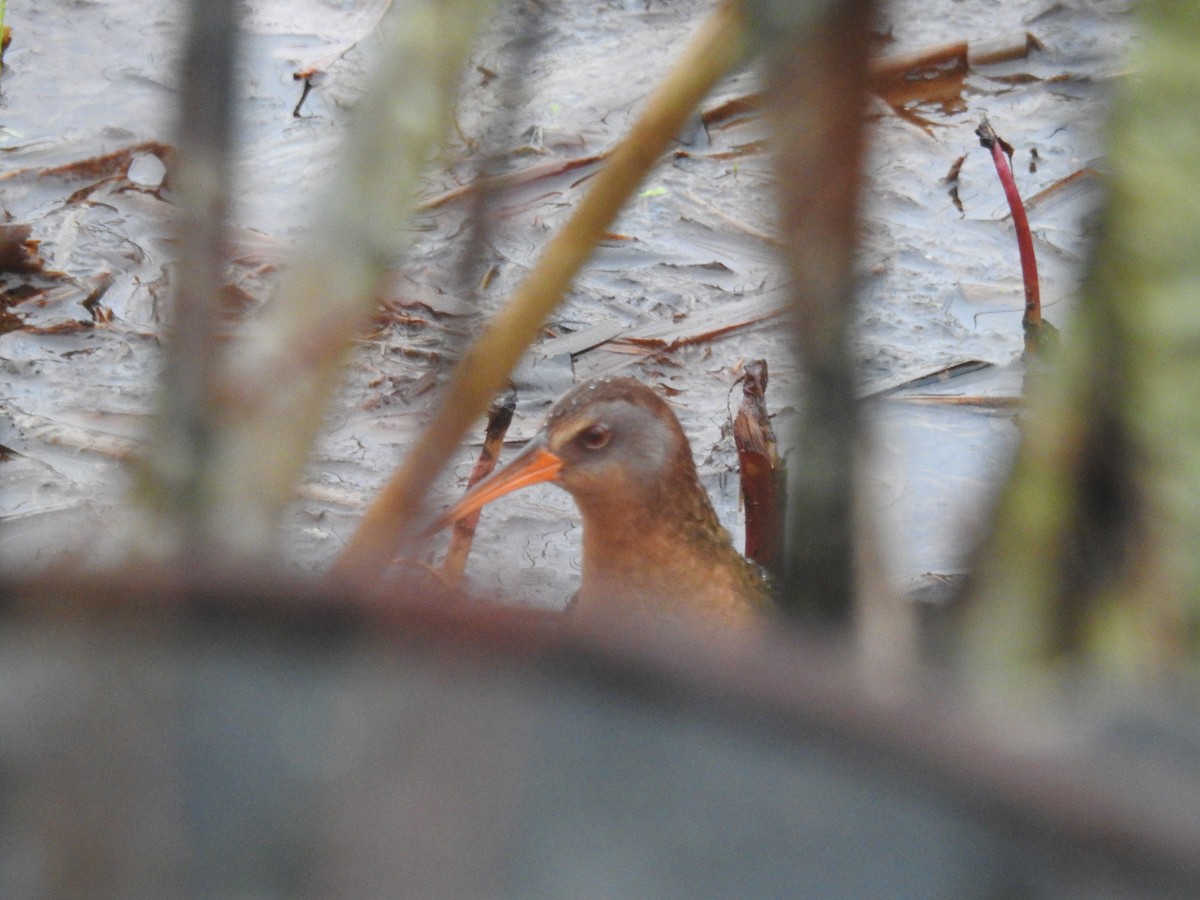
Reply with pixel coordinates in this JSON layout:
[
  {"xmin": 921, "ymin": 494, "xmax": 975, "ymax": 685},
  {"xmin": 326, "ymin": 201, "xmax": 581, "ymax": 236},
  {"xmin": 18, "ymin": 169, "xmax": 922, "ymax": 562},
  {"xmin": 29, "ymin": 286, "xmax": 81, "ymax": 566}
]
[{"xmin": 428, "ymin": 437, "xmax": 564, "ymax": 534}]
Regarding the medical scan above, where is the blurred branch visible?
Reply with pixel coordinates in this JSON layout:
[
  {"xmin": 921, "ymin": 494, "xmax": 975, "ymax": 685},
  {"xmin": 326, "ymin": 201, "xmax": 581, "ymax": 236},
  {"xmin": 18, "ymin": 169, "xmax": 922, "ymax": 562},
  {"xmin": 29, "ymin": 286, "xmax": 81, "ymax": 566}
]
[
  {"xmin": 757, "ymin": 0, "xmax": 875, "ymax": 626},
  {"xmin": 137, "ymin": 0, "xmax": 240, "ymax": 564},
  {"xmin": 334, "ymin": 0, "xmax": 751, "ymax": 589},
  {"xmin": 192, "ymin": 0, "xmax": 491, "ymax": 559},
  {"xmin": 963, "ymin": 0, "xmax": 1200, "ymax": 686}
]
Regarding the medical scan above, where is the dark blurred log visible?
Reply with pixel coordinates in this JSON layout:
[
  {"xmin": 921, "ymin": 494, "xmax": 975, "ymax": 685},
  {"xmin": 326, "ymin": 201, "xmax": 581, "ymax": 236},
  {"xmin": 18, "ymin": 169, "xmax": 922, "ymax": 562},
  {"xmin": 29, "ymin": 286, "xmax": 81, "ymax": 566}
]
[{"xmin": 1, "ymin": 574, "xmax": 1198, "ymax": 897}]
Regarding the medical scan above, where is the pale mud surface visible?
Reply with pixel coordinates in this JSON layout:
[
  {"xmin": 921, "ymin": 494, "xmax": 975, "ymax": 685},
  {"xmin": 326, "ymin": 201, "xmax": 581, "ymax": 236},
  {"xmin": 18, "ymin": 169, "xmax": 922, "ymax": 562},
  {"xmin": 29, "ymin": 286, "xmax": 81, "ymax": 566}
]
[{"xmin": 0, "ymin": 0, "xmax": 1132, "ymax": 605}]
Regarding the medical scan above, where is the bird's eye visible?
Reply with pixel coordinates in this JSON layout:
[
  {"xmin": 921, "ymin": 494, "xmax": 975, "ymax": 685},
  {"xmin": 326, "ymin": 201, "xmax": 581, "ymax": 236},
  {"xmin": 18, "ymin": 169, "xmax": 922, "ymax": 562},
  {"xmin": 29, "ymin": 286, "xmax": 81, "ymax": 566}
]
[{"xmin": 578, "ymin": 424, "xmax": 611, "ymax": 450}]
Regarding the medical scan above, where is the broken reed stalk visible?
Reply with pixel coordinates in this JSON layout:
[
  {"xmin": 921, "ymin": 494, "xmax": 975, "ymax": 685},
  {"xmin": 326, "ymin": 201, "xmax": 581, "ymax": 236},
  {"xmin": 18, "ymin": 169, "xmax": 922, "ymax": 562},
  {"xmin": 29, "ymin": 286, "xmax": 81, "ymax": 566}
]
[
  {"xmin": 440, "ymin": 388, "xmax": 517, "ymax": 581},
  {"xmin": 333, "ymin": 0, "xmax": 749, "ymax": 589},
  {"xmin": 976, "ymin": 117, "xmax": 1055, "ymax": 355},
  {"xmin": 733, "ymin": 360, "xmax": 784, "ymax": 578},
  {"xmin": 870, "ymin": 32, "xmax": 1039, "ymax": 89}
]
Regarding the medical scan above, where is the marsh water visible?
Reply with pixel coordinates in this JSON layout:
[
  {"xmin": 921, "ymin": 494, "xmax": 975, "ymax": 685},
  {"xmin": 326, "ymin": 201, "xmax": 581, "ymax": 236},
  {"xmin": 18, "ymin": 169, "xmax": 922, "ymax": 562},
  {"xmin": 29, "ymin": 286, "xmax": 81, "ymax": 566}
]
[{"xmin": 0, "ymin": 0, "xmax": 1131, "ymax": 606}]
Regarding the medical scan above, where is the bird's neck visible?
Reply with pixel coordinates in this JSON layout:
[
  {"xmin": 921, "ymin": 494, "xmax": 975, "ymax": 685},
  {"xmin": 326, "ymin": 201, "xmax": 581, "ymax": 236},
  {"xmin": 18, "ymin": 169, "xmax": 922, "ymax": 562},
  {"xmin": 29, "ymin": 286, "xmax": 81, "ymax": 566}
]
[{"xmin": 570, "ymin": 473, "xmax": 757, "ymax": 620}]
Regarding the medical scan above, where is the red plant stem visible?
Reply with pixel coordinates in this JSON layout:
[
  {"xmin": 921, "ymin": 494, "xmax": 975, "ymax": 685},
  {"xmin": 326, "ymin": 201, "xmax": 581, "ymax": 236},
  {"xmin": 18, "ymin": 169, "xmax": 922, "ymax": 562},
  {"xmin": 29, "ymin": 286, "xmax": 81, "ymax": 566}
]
[{"xmin": 977, "ymin": 119, "xmax": 1041, "ymax": 327}]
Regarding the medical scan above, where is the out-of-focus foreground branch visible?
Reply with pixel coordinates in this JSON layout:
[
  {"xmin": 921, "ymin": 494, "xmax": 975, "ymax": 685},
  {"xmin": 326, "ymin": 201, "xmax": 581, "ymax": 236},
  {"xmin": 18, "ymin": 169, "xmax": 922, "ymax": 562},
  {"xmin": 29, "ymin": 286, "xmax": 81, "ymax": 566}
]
[
  {"xmin": 962, "ymin": 0, "xmax": 1200, "ymax": 686},
  {"xmin": 138, "ymin": 0, "xmax": 240, "ymax": 565},
  {"xmin": 753, "ymin": 0, "xmax": 875, "ymax": 629},
  {"xmin": 139, "ymin": 0, "xmax": 492, "ymax": 565}
]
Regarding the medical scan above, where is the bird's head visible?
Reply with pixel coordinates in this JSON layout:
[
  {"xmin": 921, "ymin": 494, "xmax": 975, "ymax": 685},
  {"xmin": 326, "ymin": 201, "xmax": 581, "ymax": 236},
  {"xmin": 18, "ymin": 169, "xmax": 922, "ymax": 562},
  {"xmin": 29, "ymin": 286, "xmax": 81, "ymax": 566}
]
[{"xmin": 431, "ymin": 377, "xmax": 697, "ymax": 530}]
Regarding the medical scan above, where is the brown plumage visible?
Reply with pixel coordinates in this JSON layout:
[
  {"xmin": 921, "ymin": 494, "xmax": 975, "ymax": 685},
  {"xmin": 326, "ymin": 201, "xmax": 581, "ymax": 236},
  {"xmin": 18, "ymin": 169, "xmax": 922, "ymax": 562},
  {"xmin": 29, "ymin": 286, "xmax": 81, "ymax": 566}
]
[{"xmin": 433, "ymin": 377, "xmax": 773, "ymax": 625}]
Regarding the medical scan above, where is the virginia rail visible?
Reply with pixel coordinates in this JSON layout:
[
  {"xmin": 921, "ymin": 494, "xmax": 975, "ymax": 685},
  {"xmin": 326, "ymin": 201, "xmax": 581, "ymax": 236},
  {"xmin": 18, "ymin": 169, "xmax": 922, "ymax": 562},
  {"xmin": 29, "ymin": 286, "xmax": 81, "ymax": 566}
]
[{"xmin": 434, "ymin": 377, "xmax": 773, "ymax": 625}]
